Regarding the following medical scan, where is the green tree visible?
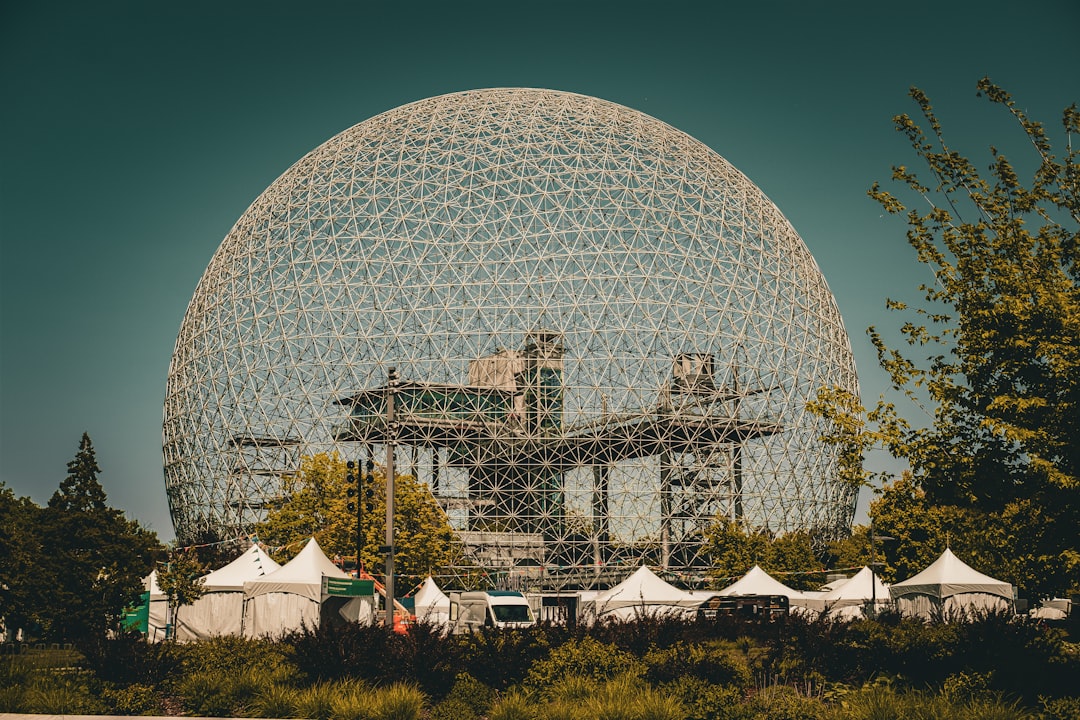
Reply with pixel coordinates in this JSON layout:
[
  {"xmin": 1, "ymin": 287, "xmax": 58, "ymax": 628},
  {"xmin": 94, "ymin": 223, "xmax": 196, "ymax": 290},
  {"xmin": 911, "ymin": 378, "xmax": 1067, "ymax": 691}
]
[
  {"xmin": 0, "ymin": 482, "xmax": 42, "ymax": 636},
  {"xmin": 255, "ymin": 452, "xmax": 455, "ymax": 593},
  {"xmin": 156, "ymin": 546, "xmax": 206, "ymax": 639},
  {"xmin": 30, "ymin": 433, "xmax": 162, "ymax": 650},
  {"xmin": 867, "ymin": 79, "xmax": 1079, "ymax": 599},
  {"xmin": 703, "ymin": 517, "xmax": 822, "ymax": 590}
]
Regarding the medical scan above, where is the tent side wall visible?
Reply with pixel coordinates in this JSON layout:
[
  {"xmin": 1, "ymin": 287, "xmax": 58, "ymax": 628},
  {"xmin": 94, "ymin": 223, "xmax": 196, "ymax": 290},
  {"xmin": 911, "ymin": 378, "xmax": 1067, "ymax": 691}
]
[
  {"xmin": 175, "ymin": 591, "xmax": 245, "ymax": 641},
  {"xmin": 895, "ymin": 591, "xmax": 1012, "ymax": 620},
  {"xmin": 243, "ymin": 592, "xmax": 321, "ymax": 638}
]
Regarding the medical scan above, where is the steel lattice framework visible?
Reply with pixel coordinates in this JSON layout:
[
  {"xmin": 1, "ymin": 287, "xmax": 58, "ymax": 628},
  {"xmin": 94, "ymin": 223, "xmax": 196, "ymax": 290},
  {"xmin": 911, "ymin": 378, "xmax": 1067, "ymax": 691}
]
[{"xmin": 164, "ymin": 88, "xmax": 858, "ymax": 582}]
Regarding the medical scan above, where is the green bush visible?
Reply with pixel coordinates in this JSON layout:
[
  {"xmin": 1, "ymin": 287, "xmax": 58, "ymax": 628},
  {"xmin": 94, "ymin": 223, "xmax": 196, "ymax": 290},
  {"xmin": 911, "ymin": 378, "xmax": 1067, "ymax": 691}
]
[
  {"xmin": 252, "ymin": 683, "xmax": 300, "ymax": 719},
  {"xmin": 488, "ymin": 688, "xmax": 539, "ymax": 720},
  {"xmin": 744, "ymin": 685, "xmax": 825, "ymax": 720},
  {"xmin": 644, "ymin": 640, "xmax": 752, "ymax": 689},
  {"xmin": 177, "ymin": 664, "xmax": 291, "ymax": 717},
  {"xmin": 1040, "ymin": 695, "xmax": 1080, "ymax": 720},
  {"xmin": 430, "ymin": 696, "xmax": 478, "ymax": 720},
  {"xmin": 661, "ymin": 676, "xmax": 744, "ymax": 720},
  {"xmin": 456, "ymin": 626, "xmax": 554, "ymax": 690},
  {"xmin": 544, "ymin": 674, "xmax": 600, "ymax": 703},
  {"xmin": 825, "ymin": 684, "xmax": 1033, "ymax": 720},
  {"xmin": 291, "ymin": 681, "xmax": 342, "ymax": 719},
  {"xmin": 101, "ymin": 682, "xmax": 163, "ymax": 715},
  {"xmin": 368, "ymin": 682, "xmax": 426, "ymax": 720},
  {"xmin": 440, "ymin": 672, "xmax": 494, "ymax": 714},
  {"xmin": 20, "ymin": 671, "xmax": 107, "ymax": 715},
  {"xmin": 524, "ymin": 636, "xmax": 643, "ymax": 688},
  {"xmin": 179, "ymin": 635, "xmax": 298, "ymax": 679},
  {"xmin": 578, "ymin": 674, "xmax": 651, "ymax": 720},
  {"xmin": 327, "ymin": 678, "xmax": 371, "ymax": 720}
]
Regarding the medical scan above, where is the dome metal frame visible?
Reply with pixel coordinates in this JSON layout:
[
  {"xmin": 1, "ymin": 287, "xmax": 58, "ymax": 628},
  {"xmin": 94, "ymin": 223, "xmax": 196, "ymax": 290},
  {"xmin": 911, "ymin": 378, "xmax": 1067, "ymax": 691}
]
[{"xmin": 163, "ymin": 88, "xmax": 859, "ymax": 587}]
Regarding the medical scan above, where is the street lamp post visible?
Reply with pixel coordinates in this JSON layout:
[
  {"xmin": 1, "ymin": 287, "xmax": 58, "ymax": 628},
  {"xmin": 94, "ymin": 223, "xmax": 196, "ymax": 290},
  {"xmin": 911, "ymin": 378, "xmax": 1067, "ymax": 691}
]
[{"xmin": 868, "ymin": 524, "xmax": 895, "ymax": 616}]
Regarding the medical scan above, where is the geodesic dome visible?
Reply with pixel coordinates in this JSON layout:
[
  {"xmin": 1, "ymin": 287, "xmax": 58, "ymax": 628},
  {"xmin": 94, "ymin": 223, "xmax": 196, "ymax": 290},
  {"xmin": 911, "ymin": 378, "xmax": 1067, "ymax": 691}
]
[{"xmin": 163, "ymin": 88, "xmax": 858, "ymax": 582}]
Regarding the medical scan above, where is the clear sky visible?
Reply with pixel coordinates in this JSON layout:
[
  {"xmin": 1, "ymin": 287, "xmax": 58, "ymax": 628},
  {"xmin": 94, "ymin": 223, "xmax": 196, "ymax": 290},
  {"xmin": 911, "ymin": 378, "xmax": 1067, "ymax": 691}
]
[{"xmin": 1, "ymin": 0, "xmax": 1076, "ymax": 542}]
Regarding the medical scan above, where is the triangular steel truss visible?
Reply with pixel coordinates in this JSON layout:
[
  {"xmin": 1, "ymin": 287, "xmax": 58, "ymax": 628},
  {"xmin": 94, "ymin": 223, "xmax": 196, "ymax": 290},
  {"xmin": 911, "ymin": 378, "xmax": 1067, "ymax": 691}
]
[{"xmin": 163, "ymin": 89, "xmax": 859, "ymax": 581}]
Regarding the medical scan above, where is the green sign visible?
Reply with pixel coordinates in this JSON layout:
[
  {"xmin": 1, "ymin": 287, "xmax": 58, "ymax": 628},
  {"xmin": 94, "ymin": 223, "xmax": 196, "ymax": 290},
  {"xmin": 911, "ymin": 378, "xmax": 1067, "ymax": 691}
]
[{"xmin": 323, "ymin": 577, "xmax": 375, "ymax": 597}]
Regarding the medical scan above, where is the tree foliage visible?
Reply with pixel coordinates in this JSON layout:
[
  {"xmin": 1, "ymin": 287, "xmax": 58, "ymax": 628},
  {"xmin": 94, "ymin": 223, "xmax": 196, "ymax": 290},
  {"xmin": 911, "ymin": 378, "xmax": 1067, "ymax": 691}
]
[
  {"xmin": 156, "ymin": 546, "xmax": 207, "ymax": 637},
  {"xmin": 866, "ymin": 79, "xmax": 1079, "ymax": 599},
  {"xmin": 13, "ymin": 434, "xmax": 162, "ymax": 649},
  {"xmin": 702, "ymin": 517, "xmax": 822, "ymax": 590},
  {"xmin": 255, "ymin": 452, "xmax": 454, "ymax": 592}
]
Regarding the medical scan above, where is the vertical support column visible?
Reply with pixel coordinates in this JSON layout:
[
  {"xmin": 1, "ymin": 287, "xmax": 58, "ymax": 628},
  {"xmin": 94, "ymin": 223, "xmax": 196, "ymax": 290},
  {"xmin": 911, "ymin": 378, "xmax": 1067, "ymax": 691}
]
[
  {"xmin": 731, "ymin": 361, "xmax": 744, "ymax": 521},
  {"xmin": 660, "ymin": 452, "xmax": 671, "ymax": 568},
  {"xmin": 591, "ymin": 464, "xmax": 608, "ymax": 566}
]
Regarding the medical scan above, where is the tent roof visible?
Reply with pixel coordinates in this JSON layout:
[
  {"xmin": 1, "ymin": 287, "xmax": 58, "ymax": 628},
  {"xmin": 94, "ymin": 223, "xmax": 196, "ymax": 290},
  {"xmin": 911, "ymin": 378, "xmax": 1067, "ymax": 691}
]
[
  {"xmin": 413, "ymin": 576, "xmax": 449, "ymax": 610},
  {"xmin": 593, "ymin": 566, "xmax": 699, "ymax": 613},
  {"xmin": 243, "ymin": 537, "xmax": 347, "ymax": 602},
  {"xmin": 820, "ymin": 566, "xmax": 890, "ymax": 602},
  {"xmin": 717, "ymin": 565, "xmax": 804, "ymax": 598},
  {"xmin": 890, "ymin": 548, "xmax": 1012, "ymax": 601},
  {"xmin": 143, "ymin": 570, "xmax": 165, "ymax": 601},
  {"xmin": 200, "ymin": 542, "xmax": 281, "ymax": 592}
]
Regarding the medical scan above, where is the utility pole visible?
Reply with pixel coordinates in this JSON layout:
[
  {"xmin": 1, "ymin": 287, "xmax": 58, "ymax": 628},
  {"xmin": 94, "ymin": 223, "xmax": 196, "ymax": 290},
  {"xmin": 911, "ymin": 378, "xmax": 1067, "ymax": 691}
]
[{"xmin": 383, "ymin": 367, "xmax": 399, "ymax": 629}]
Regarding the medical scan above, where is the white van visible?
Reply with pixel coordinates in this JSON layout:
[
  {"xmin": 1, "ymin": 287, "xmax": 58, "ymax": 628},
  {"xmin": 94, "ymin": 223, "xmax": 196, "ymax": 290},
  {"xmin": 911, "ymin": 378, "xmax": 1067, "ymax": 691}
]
[{"xmin": 448, "ymin": 591, "xmax": 536, "ymax": 633}]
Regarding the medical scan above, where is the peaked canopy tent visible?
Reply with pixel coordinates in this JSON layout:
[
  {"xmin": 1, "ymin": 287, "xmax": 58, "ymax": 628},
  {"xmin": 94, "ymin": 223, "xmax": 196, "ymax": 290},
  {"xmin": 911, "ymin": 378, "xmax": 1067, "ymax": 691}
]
[
  {"xmin": 890, "ymin": 548, "xmax": 1013, "ymax": 620},
  {"xmin": 717, "ymin": 564, "xmax": 817, "ymax": 613},
  {"xmin": 591, "ymin": 566, "xmax": 704, "ymax": 620},
  {"xmin": 814, "ymin": 566, "xmax": 892, "ymax": 620},
  {"xmin": 243, "ymin": 537, "xmax": 351, "ymax": 638},
  {"xmin": 175, "ymin": 542, "xmax": 281, "ymax": 641},
  {"xmin": 413, "ymin": 576, "xmax": 451, "ymax": 626}
]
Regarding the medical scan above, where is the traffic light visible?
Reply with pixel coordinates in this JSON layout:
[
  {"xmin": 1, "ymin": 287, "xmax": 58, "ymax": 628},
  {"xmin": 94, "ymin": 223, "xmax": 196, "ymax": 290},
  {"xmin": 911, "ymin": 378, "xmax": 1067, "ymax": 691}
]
[
  {"xmin": 346, "ymin": 460, "xmax": 358, "ymax": 512},
  {"xmin": 364, "ymin": 459, "xmax": 376, "ymax": 513}
]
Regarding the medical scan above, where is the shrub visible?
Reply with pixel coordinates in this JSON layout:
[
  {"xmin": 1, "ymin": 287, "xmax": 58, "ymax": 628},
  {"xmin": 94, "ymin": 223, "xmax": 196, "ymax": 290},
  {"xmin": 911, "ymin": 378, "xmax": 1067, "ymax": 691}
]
[
  {"xmin": 488, "ymin": 688, "xmax": 539, "ymax": 720},
  {"xmin": 457, "ymin": 626, "xmax": 554, "ymax": 690},
  {"xmin": 179, "ymin": 635, "xmax": 297, "ymax": 679},
  {"xmin": 176, "ymin": 664, "xmax": 290, "ymax": 717},
  {"xmin": 368, "ymin": 682, "xmax": 426, "ymax": 720},
  {"xmin": 430, "ymin": 696, "xmax": 478, "ymax": 720},
  {"xmin": 644, "ymin": 640, "xmax": 751, "ymax": 689},
  {"xmin": 579, "ymin": 674, "xmax": 654, "ymax": 720},
  {"xmin": 441, "ymin": 672, "xmax": 495, "ymax": 715},
  {"xmin": 20, "ymin": 671, "xmax": 107, "ymax": 715},
  {"xmin": 544, "ymin": 674, "xmax": 600, "ymax": 703},
  {"xmin": 328, "ymin": 678, "xmax": 371, "ymax": 720},
  {"xmin": 524, "ymin": 636, "xmax": 643, "ymax": 688},
  {"xmin": 744, "ymin": 685, "xmax": 825, "ymax": 720},
  {"xmin": 100, "ymin": 682, "xmax": 163, "ymax": 715},
  {"xmin": 632, "ymin": 687, "xmax": 686, "ymax": 720},
  {"xmin": 291, "ymin": 681, "xmax": 339, "ymax": 720},
  {"xmin": 661, "ymin": 676, "xmax": 743, "ymax": 720},
  {"xmin": 1040, "ymin": 695, "xmax": 1080, "ymax": 720},
  {"xmin": 251, "ymin": 684, "xmax": 300, "ymax": 719}
]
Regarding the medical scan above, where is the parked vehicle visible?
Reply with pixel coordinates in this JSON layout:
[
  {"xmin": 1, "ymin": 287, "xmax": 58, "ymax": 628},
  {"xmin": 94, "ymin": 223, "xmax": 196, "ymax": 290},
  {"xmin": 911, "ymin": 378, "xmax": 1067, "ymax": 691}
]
[
  {"xmin": 448, "ymin": 591, "xmax": 537, "ymax": 633},
  {"xmin": 696, "ymin": 594, "xmax": 789, "ymax": 622}
]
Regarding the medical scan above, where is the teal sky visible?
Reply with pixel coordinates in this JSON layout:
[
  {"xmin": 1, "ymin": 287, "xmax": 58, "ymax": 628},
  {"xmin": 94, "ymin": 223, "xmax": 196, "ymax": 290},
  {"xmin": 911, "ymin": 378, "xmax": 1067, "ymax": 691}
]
[{"xmin": 2, "ymin": 0, "xmax": 1076, "ymax": 542}]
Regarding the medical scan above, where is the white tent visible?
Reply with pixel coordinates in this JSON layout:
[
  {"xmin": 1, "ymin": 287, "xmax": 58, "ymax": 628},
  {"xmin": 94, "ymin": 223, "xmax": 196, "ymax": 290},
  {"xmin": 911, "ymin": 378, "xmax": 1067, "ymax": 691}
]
[
  {"xmin": 816, "ymin": 567, "xmax": 892, "ymax": 620},
  {"xmin": 143, "ymin": 570, "xmax": 170, "ymax": 642},
  {"xmin": 242, "ymin": 537, "xmax": 349, "ymax": 638},
  {"xmin": 174, "ymin": 543, "xmax": 281, "ymax": 641},
  {"xmin": 412, "ymin": 576, "xmax": 450, "ymax": 626},
  {"xmin": 890, "ymin": 548, "xmax": 1013, "ymax": 620},
  {"xmin": 592, "ymin": 566, "xmax": 702, "ymax": 620},
  {"xmin": 717, "ymin": 565, "xmax": 817, "ymax": 615}
]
